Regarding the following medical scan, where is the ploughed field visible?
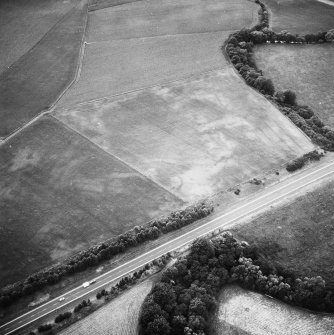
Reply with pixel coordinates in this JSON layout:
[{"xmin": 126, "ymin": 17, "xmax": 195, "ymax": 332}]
[
  {"xmin": 213, "ymin": 285, "xmax": 334, "ymax": 335},
  {"xmin": 57, "ymin": 0, "xmax": 258, "ymax": 107},
  {"xmin": 254, "ymin": 43, "xmax": 334, "ymax": 127},
  {"xmin": 262, "ymin": 0, "xmax": 334, "ymax": 34},
  {"xmin": 55, "ymin": 69, "xmax": 313, "ymax": 202},
  {"xmin": 0, "ymin": 117, "xmax": 181, "ymax": 286}
]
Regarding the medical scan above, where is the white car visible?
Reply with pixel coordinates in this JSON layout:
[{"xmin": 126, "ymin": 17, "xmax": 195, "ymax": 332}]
[
  {"xmin": 82, "ymin": 282, "xmax": 90, "ymax": 288},
  {"xmin": 59, "ymin": 297, "xmax": 65, "ymax": 302}
]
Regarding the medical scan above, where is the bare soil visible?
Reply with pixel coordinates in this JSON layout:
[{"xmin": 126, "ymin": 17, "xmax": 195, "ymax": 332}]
[{"xmin": 254, "ymin": 43, "xmax": 334, "ymax": 127}]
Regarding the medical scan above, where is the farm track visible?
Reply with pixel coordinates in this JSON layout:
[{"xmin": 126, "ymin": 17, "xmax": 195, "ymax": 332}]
[{"xmin": 0, "ymin": 0, "xmax": 88, "ymax": 140}]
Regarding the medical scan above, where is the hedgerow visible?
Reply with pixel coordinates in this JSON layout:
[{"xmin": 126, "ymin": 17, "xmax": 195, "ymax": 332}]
[
  {"xmin": 286, "ymin": 150, "xmax": 323, "ymax": 172},
  {"xmin": 224, "ymin": 0, "xmax": 334, "ymax": 151},
  {"xmin": 0, "ymin": 202, "xmax": 213, "ymax": 308}
]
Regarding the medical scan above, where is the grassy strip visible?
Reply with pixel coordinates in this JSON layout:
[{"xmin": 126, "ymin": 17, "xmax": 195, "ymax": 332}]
[
  {"xmin": 0, "ymin": 202, "xmax": 213, "ymax": 308},
  {"xmin": 139, "ymin": 235, "xmax": 334, "ymax": 335},
  {"xmin": 224, "ymin": 0, "xmax": 334, "ymax": 151},
  {"xmin": 29, "ymin": 253, "xmax": 171, "ymax": 335}
]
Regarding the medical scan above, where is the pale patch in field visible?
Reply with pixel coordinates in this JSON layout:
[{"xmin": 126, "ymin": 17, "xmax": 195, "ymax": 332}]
[
  {"xmin": 215, "ymin": 285, "xmax": 334, "ymax": 335},
  {"xmin": 9, "ymin": 147, "xmax": 40, "ymax": 172},
  {"xmin": 55, "ymin": 69, "xmax": 314, "ymax": 202}
]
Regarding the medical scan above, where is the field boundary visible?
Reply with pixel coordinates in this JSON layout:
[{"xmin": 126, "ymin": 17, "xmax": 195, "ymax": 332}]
[
  {"xmin": 222, "ymin": 44, "xmax": 315, "ymax": 148},
  {"xmin": 0, "ymin": 0, "xmax": 89, "ymax": 143},
  {"xmin": 49, "ymin": 115, "xmax": 183, "ymax": 201}
]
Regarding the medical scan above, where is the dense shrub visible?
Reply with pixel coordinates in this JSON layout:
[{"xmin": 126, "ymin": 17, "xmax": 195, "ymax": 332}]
[
  {"xmin": 54, "ymin": 311, "xmax": 72, "ymax": 323},
  {"xmin": 37, "ymin": 324, "xmax": 52, "ymax": 333},
  {"xmin": 325, "ymin": 29, "xmax": 334, "ymax": 42},
  {"xmin": 286, "ymin": 150, "xmax": 323, "ymax": 172},
  {"xmin": 73, "ymin": 299, "xmax": 91, "ymax": 313},
  {"xmin": 140, "ymin": 234, "xmax": 334, "ymax": 335},
  {"xmin": 0, "ymin": 201, "xmax": 213, "ymax": 308}
]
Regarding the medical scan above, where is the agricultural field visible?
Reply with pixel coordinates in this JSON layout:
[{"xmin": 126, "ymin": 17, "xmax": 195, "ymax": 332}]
[
  {"xmin": 60, "ymin": 280, "xmax": 153, "ymax": 335},
  {"xmin": 262, "ymin": 0, "xmax": 334, "ymax": 34},
  {"xmin": 0, "ymin": 117, "xmax": 181, "ymax": 286},
  {"xmin": 57, "ymin": 0, "xmax": 258, "ymax": 107},
  {"xmin": 87, "ymin": 0, "xmax": 258, "ymax": 41},
  {"xmin": 0, "ymin": 0, "xmax": 87, "ymax": 139},
  {"xmin": 0, "ymin": 0, "xmax": 78, "ymax": 74},
  {"xmin": 55, "ymin": 68, "xmax": 314, "ymax": 202},
  {"xmin": 213, "ymin": 285, "xmax": 334, "ymax": 335},
  {"xmin": 254, "ymin": 43, "xmax": 334, "ymax": 127},
  {"xmin": 232, "ymin": 176, "xmax": 334, "ymax": 290}
]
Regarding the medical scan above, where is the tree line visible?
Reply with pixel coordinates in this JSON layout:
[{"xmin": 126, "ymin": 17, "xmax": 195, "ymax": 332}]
[
  {"xmin": 286, "ymin": 150, "xmax": 323, "ymax": 172},
  {"xmin": 139, "ymin": 234, "xmax": 334, "ymax": 335},
  {"xmin": 0, "ymin": 202, "xmax": 213, "ymax": 308},
  {"xmin": 225, "ymin": 0, "xmax": 334, "ymax": 151}
]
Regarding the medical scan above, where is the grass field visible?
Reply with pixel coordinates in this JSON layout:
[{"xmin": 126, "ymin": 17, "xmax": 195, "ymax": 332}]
[
  {"xmin": 213, "ymin": 285, "xmax": 334, "ymax": 335},
  {"xmin": 232, "ymin": 176, "xmax": 334, "ymax": 290},
  {"xmin": 57, "ymin": 0, "xmax": 258, "ymax": 107},
  {"xmin": 55, "ymin": 69, "xmax": 314, "ymax": 202},
  {"xmin": 254, "ymin": 43, "xmax": 334, "ymax": 127},
  {"xmin": 0, "ymin": 0, "xmax": 87, "ymax": 139},
  {"xmin": 0, "ymin": 117, "xmax": 181, "ymax": 286},
  {"xmin": 87, "ymin": 0, "xmax": 258, "ymax": 41},
  {"xmin": 60, "ymin": 280, "xmax": 153, "ymax": 335},
  {"xmin": 0, "ymin": 0, "xmax": 78, "ymax": 74},
  {"xmin": 263, "ymin": 0, "xmax": 334, "ymax": 34},
  {"xmin": 57, "ymin": 32, "xmax": 229, "ymax": 107}
]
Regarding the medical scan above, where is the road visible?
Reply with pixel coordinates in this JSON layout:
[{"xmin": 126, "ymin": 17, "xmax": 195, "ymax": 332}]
[{"xmin": 1, "ymin": 160, "xmax": 334, "ymax": 335}]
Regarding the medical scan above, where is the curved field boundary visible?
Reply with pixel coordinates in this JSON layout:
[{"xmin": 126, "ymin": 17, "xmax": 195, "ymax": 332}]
[{"xmin": 0, "ymin": 0, "xmax": 88, "ymax": 140}]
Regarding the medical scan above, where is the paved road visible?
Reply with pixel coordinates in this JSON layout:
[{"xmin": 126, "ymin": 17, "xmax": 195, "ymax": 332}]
[{"xmin": 1, "ymin": 160, "xmax": 334, "ymax": 335}]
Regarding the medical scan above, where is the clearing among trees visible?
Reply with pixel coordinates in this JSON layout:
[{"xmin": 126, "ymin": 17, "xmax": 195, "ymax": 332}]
[{"xmin": 213, "ymin": 285, "xmax": 334, "ymax": 335}]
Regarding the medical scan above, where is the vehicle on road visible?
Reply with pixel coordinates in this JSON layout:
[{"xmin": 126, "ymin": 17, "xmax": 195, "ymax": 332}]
[
  {"xmin": 82, "ymin": 282, "xmax": 90, "ymax": 288},
  {"xmin": 59, "ymin": 297, "xmax": 65, "ymax": 302},
  {"xmin": 89, "ymin": 279, "xmax": 96, "ymax": 285}
]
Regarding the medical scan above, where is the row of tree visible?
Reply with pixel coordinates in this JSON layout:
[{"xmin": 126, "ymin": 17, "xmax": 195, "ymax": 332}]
[
  {"xmin": 225, "ymin": 1, "xmax": 334, "ymax": 151},
  {"xmin": 0, "ymin": 202, "xmax": 213, "ymax": 308},
  {"xmin": 32, "ymin": 255, "xmax": 169, "ymax": 334},
  {"xmin": 139, "ymin": 234, "xmax": 334, "ymax": 335},
  {"xmin": 286, "ymin": 150, "xmax": 323, "ymax": 172}
]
